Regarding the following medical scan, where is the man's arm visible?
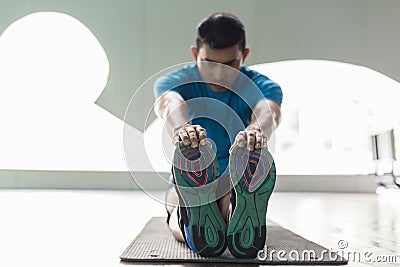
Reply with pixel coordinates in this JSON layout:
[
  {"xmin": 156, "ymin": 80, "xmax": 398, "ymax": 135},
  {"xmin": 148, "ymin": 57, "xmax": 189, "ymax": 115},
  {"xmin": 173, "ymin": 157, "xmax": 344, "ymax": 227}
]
[
  {"xmin": 234, "ymin": 99, "xmax": 281, "ymax": 151},
  {"xmin": 155, "ymin": 91, "xmax": 206, "ymax": 148}
]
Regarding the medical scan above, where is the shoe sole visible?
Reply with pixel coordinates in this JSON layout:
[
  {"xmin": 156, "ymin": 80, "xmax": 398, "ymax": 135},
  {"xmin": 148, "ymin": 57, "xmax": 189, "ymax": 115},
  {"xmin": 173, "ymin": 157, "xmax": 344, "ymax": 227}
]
[
  {"xmin": 173, "ymin": 143, "xmax": 227, "ymax": 257},
  {"xmin": 227, "ymin": 144, "xmax": 276, "ymax": 258}
]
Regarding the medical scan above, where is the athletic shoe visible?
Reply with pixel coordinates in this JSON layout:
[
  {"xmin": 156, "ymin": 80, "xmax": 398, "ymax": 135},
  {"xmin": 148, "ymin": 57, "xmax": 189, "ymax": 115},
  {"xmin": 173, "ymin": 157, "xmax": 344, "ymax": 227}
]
[
  {"xmin": 173, "ymin": 142, "xmax": 227, "ymax": 257},
  {"xmin": 227, "ymin": 144, "xmax": 276, "ymax": 258}
]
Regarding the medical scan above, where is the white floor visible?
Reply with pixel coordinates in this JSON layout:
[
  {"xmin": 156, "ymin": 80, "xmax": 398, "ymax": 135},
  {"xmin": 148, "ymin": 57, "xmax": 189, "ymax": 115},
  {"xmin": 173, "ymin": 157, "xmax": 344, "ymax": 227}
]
[{"xmin": 0, "ymin": 189, "xmax": 399, "ymax": 267}]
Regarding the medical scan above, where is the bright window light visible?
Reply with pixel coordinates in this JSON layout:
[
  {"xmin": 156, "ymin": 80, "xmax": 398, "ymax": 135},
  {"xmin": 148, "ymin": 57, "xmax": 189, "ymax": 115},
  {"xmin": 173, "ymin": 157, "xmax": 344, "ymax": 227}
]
[
  {"xmin": 0, "ymin": 12, "xmax": 133, "ymax": 171},
  {"xmin": 251, "ymin": 60, "xmax": 400, "ymax": 175}
]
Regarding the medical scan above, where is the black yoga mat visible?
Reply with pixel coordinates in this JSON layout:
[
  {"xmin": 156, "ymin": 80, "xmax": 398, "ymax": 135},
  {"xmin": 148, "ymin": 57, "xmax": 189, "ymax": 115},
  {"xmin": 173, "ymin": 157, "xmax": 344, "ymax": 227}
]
[{"xmin": 120, "ymin": 217, "xmax": 348, "ymax": 265}]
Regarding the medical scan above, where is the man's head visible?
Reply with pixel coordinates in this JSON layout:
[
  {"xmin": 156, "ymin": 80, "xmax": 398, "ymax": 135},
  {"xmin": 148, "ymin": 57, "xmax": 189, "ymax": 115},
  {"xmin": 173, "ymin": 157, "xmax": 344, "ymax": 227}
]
[
  {"xmin": 196, "ymin": 12, "xmax": 246, "ymax": 53},
  {"xmin": 191, "ymin": 13, "xmax": 250, "ymax": 93}
]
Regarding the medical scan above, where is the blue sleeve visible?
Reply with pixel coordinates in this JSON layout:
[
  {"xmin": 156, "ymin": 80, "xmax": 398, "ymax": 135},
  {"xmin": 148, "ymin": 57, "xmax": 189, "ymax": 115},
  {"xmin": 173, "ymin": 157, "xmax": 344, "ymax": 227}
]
[
  {"xmin": 153, "ymin": 65, "xmax": 195, "ymax": 100},
  {"xmin": 237, "ymin": 67, "xmax": 283, "ymax": 108},
  {"xmin": 255, "ymin": 77, "xmax": 283, "ymax": 106},
  {"xmin": 153, "ymin": 71, "xmax": 182, "ymax": 99}
]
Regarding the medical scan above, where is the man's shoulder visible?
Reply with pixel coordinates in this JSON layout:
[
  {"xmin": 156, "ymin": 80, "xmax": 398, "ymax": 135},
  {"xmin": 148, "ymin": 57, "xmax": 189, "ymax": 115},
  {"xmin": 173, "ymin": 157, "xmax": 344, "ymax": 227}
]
[
  {"xmin": 241, "ymin": 65, "xmax": 269, "ymax": 81},
  {"xmin": 154, "ymin": 64, "xmax": 199, "ymax": 98},
  {"xmin": 239, "ymin": 66, "xmax": 282, "ymax": 106},
  {"xmin": 241, "ymin": 65, "xmax": 281, "ymax": 89}
]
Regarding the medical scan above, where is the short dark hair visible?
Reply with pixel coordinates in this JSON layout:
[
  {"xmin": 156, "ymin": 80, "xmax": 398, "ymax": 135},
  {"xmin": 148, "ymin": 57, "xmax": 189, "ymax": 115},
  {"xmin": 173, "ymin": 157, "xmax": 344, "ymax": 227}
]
[{"xmin": 196, "ymin": 12, "xmax": 246, "ymax": 53}]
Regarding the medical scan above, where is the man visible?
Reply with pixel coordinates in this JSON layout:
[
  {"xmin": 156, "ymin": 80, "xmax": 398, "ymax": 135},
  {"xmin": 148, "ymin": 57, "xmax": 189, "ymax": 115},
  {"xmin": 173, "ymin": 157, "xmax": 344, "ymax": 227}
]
[{"xmin": 154, "ymin": 12, "xmax": 282, "ymax": 258}]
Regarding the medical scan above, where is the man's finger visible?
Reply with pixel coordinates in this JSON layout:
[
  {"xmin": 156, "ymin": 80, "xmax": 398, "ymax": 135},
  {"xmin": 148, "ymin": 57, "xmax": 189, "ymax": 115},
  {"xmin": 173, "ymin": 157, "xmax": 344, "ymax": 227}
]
[
  {"xmin": 236, "ymin": 131, "xmax": 246, "ymax": 148},
  {"xmin": 186, "ymin": 125, "xmax": 198, "ymax": 148},
  {"xmin": 179, "ymin": 128, "xmax": 191, "ymax": 146},
  {"xmin": 247, "ymin": 131, "xmax": 256, "ymax": 151},
  {"xmin": 194, "ymin": 125, "xmax": 207, "ymax": 144},
  {"xmin": 255, "ymin": 131, "xmax": 262, "ymax": 150},
  {"xmin": 262, "ymin": 135, "xmax": 268, "ymax": 148}
]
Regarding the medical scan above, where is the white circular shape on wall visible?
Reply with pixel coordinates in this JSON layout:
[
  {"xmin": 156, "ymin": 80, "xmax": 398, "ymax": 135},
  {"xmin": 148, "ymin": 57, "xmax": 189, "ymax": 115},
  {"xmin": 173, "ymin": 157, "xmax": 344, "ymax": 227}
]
[{"xmin": 0, "ymin": 12, "xmax": 132, "ymax": 171}]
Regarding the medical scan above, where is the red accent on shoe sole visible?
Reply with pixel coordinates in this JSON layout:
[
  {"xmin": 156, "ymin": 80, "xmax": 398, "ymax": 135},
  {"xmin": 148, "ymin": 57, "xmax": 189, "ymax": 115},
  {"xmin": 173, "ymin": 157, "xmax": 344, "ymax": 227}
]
[
  {"xmin": 178, "ymin": 145, "xmax": 214, "ymax": 187},
  {"xmin": 234, "ymin": 148, "xmax": 272, "ymax": 190}
]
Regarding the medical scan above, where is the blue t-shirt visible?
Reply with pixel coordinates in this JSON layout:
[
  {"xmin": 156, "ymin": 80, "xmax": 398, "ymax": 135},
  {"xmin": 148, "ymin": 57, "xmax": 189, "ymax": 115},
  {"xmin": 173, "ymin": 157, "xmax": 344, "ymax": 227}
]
[{"xmin": 154, "ymin": 64, "xmax": 282, "ymax": 176}]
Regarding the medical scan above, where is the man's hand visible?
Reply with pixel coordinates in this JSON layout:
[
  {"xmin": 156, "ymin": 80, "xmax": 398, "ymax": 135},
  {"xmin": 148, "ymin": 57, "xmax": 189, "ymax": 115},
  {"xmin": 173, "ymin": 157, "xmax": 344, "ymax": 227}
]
[
  {"xmin": 230, "ymin": 99, "xmax": 280, "ymax": 153},
  {"xmin": 173, "ymin": 124, "xmax": 208, "ymax": 148},
  {"xmin": 233, "ymin": 127, "xmax": 267, "ymax": 152}
]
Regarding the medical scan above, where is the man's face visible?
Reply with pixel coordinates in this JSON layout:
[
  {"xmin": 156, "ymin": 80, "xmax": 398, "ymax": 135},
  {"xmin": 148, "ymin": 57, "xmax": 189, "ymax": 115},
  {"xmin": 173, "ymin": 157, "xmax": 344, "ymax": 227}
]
[{"xmin": 192, "ymin": 44, "xmax": 249, "ymax": 93}]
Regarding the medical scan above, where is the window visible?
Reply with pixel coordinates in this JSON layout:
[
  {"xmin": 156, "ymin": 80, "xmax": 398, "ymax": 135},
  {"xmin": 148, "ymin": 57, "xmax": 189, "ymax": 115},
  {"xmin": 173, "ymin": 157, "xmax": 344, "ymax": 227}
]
[{"xmin": 251, "ymin": 60, "xmax": 400, "ymax": 175}]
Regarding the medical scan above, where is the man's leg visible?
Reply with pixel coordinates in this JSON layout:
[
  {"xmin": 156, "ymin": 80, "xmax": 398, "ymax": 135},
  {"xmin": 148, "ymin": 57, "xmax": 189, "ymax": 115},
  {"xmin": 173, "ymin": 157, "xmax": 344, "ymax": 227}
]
[
  {"xmin": 217, "ymin": 192, "xmax": 231, "ymax": 222},
  {"xmin": 215, "ymin": 175, "xmax": 232, "ymax": 223},
  {"xmin": 165, "ymin": 184, "xmax": 185, "ymax": 242}
]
